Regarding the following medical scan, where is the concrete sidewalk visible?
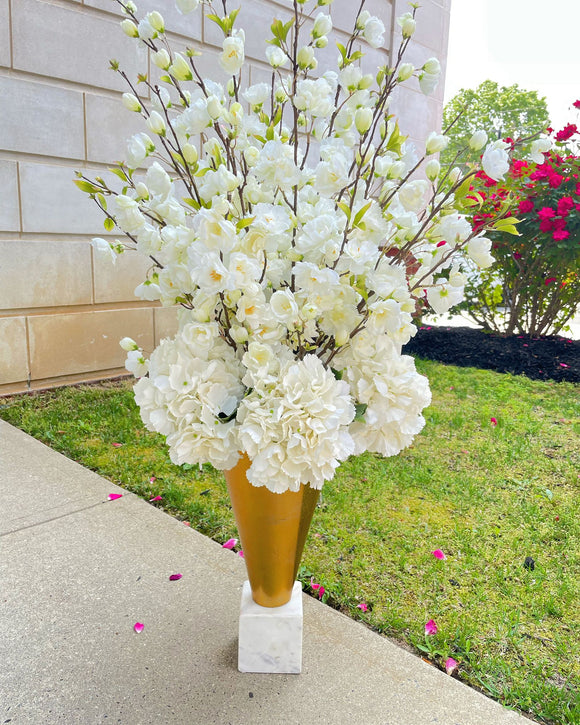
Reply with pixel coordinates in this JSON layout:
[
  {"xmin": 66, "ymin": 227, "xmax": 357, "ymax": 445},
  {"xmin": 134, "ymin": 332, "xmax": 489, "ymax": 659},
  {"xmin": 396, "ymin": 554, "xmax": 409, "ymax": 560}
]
[{"xmin": 0, "ymin": 419, "xmax": 531, "ymax": 725}]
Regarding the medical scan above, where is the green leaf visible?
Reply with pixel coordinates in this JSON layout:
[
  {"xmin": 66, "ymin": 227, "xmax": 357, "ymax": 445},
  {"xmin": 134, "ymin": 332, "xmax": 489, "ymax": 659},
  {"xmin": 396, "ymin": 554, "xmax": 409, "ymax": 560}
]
[
  {"xmin": 353, "ymin": 201, "xmax": 373, "ymax": 228},
  {"xmin": 103, "ymin": 217, "xmax": 115, "ymax": 232},
  {"xmin": 236, "ymin": 216, "xmax": 256, "ymax": 231},
  {"xmin": 183, "ymin": 197, "xmax": 201, "ymax": 210},
  {"xmin": 96, "ymin": 193, "xmax": 107, "ymax": 211},
  {"xmin": 206, "ymin": 13, "xmax": 227, "ymax": 33},
  {"xmin": 109, "ymin": 167, "xmax": 128, "ymax": 182},
  {"xmin": 266, "ymin": 123, "xmax": 275, "ymax": 141},
  {"xmin": 74, "ymin": 179, "xmax": 99, "ymax": 195},
  {"xmin": 354, "ymin": 403, "xmax": 367, "ymax": 422},
  {"xmin": 337, "ymin": 201, "xmax": 351, "ymax": 221},
  {"xmin": 331, "ymin": 367, "xmax": 343, "ymax": 380}
]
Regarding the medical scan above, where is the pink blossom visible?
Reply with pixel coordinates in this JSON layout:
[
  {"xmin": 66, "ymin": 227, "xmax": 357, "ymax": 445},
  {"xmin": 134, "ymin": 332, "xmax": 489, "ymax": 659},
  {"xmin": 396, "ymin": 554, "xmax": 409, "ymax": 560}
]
[
  {"xmin": 490, "ymin": 417, "xmax": 497, "ymax": 427},
  {"xmin": 356, "ymin": 602, "xmax": 369, "ymax": 612},
  {"xmin": 425, "ymin": 619, "xmax": 438, "ymax": 636},
  {"xmin": 222, "ymin": 538, "xmax": 237, "ymax": 549},
  {"xmin": 133, "ymin": 622, "xmax": 144, "ymax": 633},
  {"xmin": 310, "ymin": 577, "xmax": 325, "ymax": 599},
  {"xmin": 431, "ymin": 549, "xmax": 446, "ymax": 560},
  {"xmin": 149, "ymin": 476, "xmax": 156, "ymax": 483},
  {"xmin": 169, "ymin": 574, "xmax": 183, "ymax": 581},
  {"xmin": 108, "ymin": 493, "xmax": 123, "ymax": 501},
  {"xmin": 445, "ymin": 657, "xmax": 458, "ymax": 675},
  {"xmin": 149, "ymin": 495, "xmax": 163, "ymax": 502}
]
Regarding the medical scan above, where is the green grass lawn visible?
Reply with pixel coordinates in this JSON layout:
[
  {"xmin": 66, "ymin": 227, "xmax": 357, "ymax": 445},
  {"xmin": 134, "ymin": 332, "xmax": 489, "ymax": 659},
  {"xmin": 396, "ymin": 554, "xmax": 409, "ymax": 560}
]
[{"xmin": 1, "ymin": 359, "xmax": 578, "ymax": 724}]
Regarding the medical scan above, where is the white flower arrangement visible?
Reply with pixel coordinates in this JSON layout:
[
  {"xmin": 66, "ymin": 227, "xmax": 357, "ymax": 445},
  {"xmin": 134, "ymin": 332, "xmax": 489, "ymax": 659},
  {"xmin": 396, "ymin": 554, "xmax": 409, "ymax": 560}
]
[{"xmin": 79, "ymin": 0, "xmax": 516, "ymax": 493}]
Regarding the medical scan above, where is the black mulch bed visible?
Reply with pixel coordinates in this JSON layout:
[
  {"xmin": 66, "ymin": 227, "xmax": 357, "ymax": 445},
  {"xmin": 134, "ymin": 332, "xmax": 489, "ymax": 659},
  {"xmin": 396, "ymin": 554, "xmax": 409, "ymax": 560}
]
[{"xmin": 403, "ymin": 326, "xmax": 579, "ymax": 383}]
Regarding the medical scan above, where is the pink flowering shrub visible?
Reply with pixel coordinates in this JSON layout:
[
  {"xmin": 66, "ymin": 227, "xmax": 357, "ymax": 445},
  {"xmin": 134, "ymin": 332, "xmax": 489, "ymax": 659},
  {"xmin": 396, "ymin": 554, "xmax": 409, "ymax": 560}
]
[{"xmin": 460, "ymin": 110, "xmax": 580, "ymax": 337}]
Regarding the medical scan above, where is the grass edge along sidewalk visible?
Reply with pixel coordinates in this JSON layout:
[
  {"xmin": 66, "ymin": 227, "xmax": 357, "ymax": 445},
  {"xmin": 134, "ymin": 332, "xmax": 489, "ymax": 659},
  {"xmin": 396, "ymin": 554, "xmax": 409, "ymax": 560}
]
[{"xmin": 1, "ymin": 359, "xmax": 578, "ymax": 725}]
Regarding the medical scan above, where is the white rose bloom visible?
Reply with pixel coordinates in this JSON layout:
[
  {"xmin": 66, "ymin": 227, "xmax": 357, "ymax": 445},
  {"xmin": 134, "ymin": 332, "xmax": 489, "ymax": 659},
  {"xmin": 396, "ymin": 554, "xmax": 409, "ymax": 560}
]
[
  {"xmin": 220, "ymin": 30, "xmax": 245, "ymax": 74},
  {"xmin": 482, "ymin": 140, "xmax": 510, "ymax": 181},
  {"xmin": 91, "ymin": 237, "xmax": 118, "ymax": 265},
  {"xmin": 398, "ymin": 179, "xmax": 429, "ymax": 212},
  {"xmin": 363, "ymin": 16, "xmax": 385, "ymax": 48},
  {"xmin": 469, "ymin": 129, "xmax": 488, "ymax": 151},
  {"xmin": 237, "ymin": 355, "xmax": 355, "ymax": 492},
  {"xmin": 243, "ymin": 83, "xmax": 270, "ymax": 107},
  {"xmin": 419, "ymin": 71, "xmax": 439, "ymax": 95},
  {"xmin": 432, "ymin": 212, "xmax": 472, "ymax": 244},
  {"xmin": 114, "ymin": 195, "xmax": 147, "ymax": 234},
  {"xmin": 126, "ymin": 132, "xmax": 154, "ymax": 168},
  {"xmin": 467, "ymin": 235, "xmax": 495, "ymax": 268},
  {"xmin": 270, "ymin": 289, "xmax": 300, "ymax": 325},
  {"xmin": 336, "ymin": 332, "xmax": 431, "ymax": 458},
  {"xmin": 315, "ymin": 153, "xmax": 350, "ymax": 196},
  {"xmin": 145, "ymin": 162, "xmax": 172, "ymax": 200},
  {"xmin": 294, "ymin": 78, "xmax": 334, "ymax": 117},
  {"xmin": 173, "ymin": 98, "xmax": 211, "ymax": 137},
  {"xmin": 125, "ymin": 349, "xmax": 149, "ymax": 378},
  {"xmin": 427, "ymin": 281, "xmax": 464, "ymax": 314},
  {"xmin": 253, "ymin": 140, "xmax": 301, "ymax": 191},
  {"xmin": 530, "ymin": 137, "xmax": 551, "ymax": 164},
  {"xmin": 176, "ymin": 0, "xmax": 200, "ymax": 14}
]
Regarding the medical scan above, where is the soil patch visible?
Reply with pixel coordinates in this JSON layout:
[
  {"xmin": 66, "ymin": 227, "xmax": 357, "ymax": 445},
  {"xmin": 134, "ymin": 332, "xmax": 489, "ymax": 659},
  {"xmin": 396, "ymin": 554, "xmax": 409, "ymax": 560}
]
[{"xmin": 403, "ymin": 326, "xmax": 579, "ymax": 383}]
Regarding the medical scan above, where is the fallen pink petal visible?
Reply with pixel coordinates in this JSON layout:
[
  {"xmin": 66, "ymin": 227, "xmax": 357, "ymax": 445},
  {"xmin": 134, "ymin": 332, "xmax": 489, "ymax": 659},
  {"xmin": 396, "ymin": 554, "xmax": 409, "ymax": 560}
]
[
  {"xmin": 149, "ymin": 495, "xmax": 163, "ymax": 502},
  {"xmin": 149, "ymin": 476, "xmax": 156, "ymax": 483},
  {"xmin": 108, "ymin": 493, "xmax": 123, "ymax": 501},
  {"xmin": 490, "ymin": 417, "xmax": 498, "ymax": 426},
  {"xmin": 356, "ymin": 602, "xmax": 368, "ymax": 612},
  {"xmin": 432, "ymin": 549, "xmax": 446, "ymax": 560},
  {"xmin": 169, "ymin": 573, "xmax": 183, "ymax": 581},
  {"xmin": 310, "ymin": 577, "xmax": 320, "ymax": 591},
  {"xmin": 317, "ymin": 586, "xmax": 325, "ymax": 599},
  {"xmin": 133, "ymin": 622, "xmax": 144, "ymax": 633},
  {"xmin": 111, "ymin": 442, "xmax": 123, "ymax": 448},
  {"xmin": 425, "ymin": 619, "xmax": 438, "ymax": 636},
  {"xmin": 238, "ymin": 550, "xmax": 245, "ymax": 558},
  {"xmin": 445, "ymin": 657, "xmax": 458, "ymax": 675},
  {"xmin": 222, "ymin": 538, "xmax": 237, "ymax": 549},
  {"xmin": 183, "ymin": 521, "xmax": 191, "ymax": 527},
  {"xmin": 559, "ymin": 363, "xmax": 569, "ymax": 368}
]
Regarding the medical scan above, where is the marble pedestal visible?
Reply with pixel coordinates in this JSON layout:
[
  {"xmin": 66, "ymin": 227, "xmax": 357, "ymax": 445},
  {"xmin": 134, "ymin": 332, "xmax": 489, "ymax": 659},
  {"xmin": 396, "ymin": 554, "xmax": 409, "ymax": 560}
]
[{"xmin": 238, "ymin": 580, "xmax": 302, "ymax": 673}]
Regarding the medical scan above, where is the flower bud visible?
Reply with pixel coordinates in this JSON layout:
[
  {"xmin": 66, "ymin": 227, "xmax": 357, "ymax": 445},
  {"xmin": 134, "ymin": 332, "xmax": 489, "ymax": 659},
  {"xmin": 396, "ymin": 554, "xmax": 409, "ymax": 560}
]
[
  {"xmin": 315, "ymin": 36, "xmax": 328, "ymax": 48},
  {"xmin": 120, "ymin": 19, "xmax": 139, "ymax": 37},
  {"xmin": 228, "ymin": 102, "xmax": 244, "ymax": 125},
  {"xmin": 137, "ymin": 16, "xmax": 156, "ymax": 39},
  {"xmin": 176, "ymin": 0, "xmax": 200, "ymax": 14},
  {"xmin": 297, "ymin": 46, "xmax": 316, "ymax": 70},
  {"xmin": 135, "ymin": 182, "xmax": 149, "ymax": 199},
  {"xmin": 425, "ymin": 131, "xmax": 449, "ymax": 155},
  {"xmin": 354, "ymin": 107, "xmax": 373, "ymax": 134},
  {"xmin": 169, "ymin": 53, "xmax": 193, "ymax": 81},
  {"xmin": 244, "ymin": 146, "xmax": 260, "ymax": 166},
  {"xmin": 356, "ymin": 10, "xmax": 371, "ymax": 30},
  {"xmin": 119, "ymin": 337, "xmax": 139, "ymax": 352},
  {"xmin": 469, "ymin": 129, "xmax": 488, "ymax": 151},
  {"xmin": 206, "ymin": 95, "xmax": 223, "ymax": 120},
  {"xmin": 123, "ymin": 2, "xmax": 137, "ymax": 13},
  {"xmin": 359, "ymin": 73, "xmax": 374, "ymax": 90},
  {"xmin": 449, "ymin": 167, "xmax": 462, "ymax": 184},
  {"xmin": 397, "ymin": 12, "xmax": 416, "ymax": 38},
  {"xmin": 226, "ymin": 78, "xmax": 236, "ymax": 97},
  {"xmin": 423, "ymin": 57, "xmax": 441, "ymax": 75},
  {"xmin": 182, "ymin": 143, "xmax": 198, "ymax": 165},
  {"xmin": 425, "ymin": 158, "xmax": 441, "ymax": 181},
  {"xmin": 230, "ymin": 325, "xmax": 249, "ymax": 344},
  {"xmin": 122, "ymin": 93, "xmax": 141, "ymax": 113},
  {"xmin": 313, "ymin": 12, "xmax": 332, "ymax": 38},
  {"xmin": 147, "ymin": 11, "xmax": 164, "ymax": 33},
  {"xmin": 397, "ymin": 63, "xmax": 414, "ymax": 82},
  {"xmin": 146, "ymin": 110, "xmax": 166, "ymax": 136},
  {"xmin": 152, "ymin": 48, "xmax": 171, "ymax": 70},
  {"xmin": 266, "ymin": 45, "xmax": 287, "ymax": 69}
]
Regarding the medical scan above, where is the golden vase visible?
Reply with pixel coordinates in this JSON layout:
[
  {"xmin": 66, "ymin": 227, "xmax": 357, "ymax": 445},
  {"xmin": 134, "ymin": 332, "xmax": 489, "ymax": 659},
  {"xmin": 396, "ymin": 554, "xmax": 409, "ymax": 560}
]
[{"xmin": 224, "ymin": 454, "xmax": 320, "ymax": 608}]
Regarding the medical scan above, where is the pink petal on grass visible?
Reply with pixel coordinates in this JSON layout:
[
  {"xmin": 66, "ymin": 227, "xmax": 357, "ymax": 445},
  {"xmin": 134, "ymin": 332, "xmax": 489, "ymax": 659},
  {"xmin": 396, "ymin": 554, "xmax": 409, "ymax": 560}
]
[
  {"xmin": 310, "ymin": 577, "xmax": 320, "ymax": 591},
  {"xmin": 425, "ymin": 619, "xmax": 438, "ymax": 636},
  {"xmin": 445, "ymin": 657, "xmax": 458, "ymax": 675},
  {"xmin": 133, "ymin": 622, "xmax": 144, "ymax": 633},
  {"xmin": 559, "ymin": 362, "xmax": 569, "ymax": 368},
  {"xmin": 169, "ymin": 573, "xmax": 182, "ymax": 581},
  {"xmin": 149, "ymin": 495, "xmax": 163, "ymax": 502},
  {"xmin": 432, "ymin": 549, "xmax": 446, "ymax": 560},
  {"xmin": 112, "ymin": 442, "xmax": 123, "ymax": 448},
  {"xmin": 238, "ymin": 550, "xmax": 244, "ymax": 558},
  {"xmin": 490, "ymin": 417, "xmax": 497, "ymax": 427},
  {"xmin": 108, "ymin": 493, "xmax": 123, "ymax": 501},
  {"xmin": 183, "ymin": 521, "xmax": 191, "ymax": 527},
  {"xmin": 356, "ymin": 602, "xmax": 369, "ymax": 613},
  {"xmin": 317, "ymin": 586, "xmax": 325, "ymax": 599},
  {"xmin": 222, "ymin": 538, "xmax": 237, "ymax": 549},
  {"xmin": 149, "ymin": 476, "xmax": 156, "ymax": 483}
]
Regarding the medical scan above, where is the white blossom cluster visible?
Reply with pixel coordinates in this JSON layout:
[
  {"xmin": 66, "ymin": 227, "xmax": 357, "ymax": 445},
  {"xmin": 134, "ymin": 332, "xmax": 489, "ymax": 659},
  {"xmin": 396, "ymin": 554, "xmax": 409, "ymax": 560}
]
[{"xmin": 83, "ymin": 0, "xmax": 514, "ymax": 493}]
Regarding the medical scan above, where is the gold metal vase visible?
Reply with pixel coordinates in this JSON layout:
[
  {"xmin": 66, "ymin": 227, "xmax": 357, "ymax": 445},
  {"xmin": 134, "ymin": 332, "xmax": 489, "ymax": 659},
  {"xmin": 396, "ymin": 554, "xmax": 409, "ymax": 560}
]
[{"xmin": 224, "ymin": 454, "xmax": 320, "ymax": 608}]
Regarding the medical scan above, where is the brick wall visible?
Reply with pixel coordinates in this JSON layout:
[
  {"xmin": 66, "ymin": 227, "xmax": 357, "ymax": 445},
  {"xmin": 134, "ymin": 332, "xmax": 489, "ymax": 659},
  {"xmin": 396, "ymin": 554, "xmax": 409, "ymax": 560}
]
[{"xmin": 0, "ymin": 0, "xmax": 450, "ymax": 394}]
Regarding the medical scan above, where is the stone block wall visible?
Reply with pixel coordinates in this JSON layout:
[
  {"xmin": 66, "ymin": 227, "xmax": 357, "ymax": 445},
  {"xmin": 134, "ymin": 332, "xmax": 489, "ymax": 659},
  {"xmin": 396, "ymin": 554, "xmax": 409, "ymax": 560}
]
[{"xmin": 0, "ymin": 0, "xmax": 450, "ymax": 395}]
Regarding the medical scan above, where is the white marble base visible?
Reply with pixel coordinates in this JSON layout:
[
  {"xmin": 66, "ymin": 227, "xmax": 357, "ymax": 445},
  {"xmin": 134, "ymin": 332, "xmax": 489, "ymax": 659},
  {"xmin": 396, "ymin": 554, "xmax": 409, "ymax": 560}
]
[{"xmin": 238, "ymin": 580, "xmax": 303, "ymax": 674}]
